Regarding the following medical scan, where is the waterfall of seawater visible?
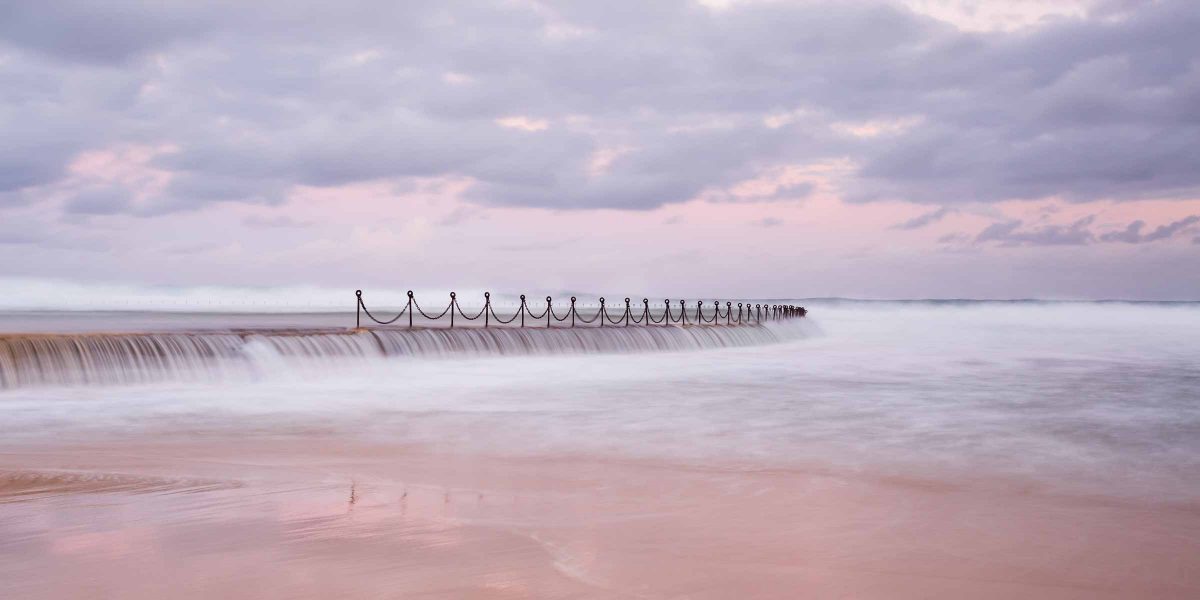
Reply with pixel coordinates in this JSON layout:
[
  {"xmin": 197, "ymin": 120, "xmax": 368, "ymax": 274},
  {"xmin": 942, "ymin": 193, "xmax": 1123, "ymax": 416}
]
[{"xmin": 0, "ymin": 322, "xmax": 814, "ymax": 389}]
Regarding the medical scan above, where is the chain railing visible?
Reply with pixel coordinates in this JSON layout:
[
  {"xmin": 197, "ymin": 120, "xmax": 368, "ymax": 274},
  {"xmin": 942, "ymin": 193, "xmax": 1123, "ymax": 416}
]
[{"xmin": 355, "ymin": 290, "xmax": 806, "ymax": 329}]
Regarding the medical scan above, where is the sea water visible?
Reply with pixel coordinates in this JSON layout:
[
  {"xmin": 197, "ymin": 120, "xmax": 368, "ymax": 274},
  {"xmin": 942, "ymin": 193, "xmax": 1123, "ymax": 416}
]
[{"xmin": 1, "ymin": 300, "xmax": 1198, "ymax": 506}]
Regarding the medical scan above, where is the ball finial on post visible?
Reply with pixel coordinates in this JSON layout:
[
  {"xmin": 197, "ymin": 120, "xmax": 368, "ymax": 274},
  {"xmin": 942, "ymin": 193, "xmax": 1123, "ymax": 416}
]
[{"xmin": 355, "ymin": 290, "xmax": 362, "ymax": 329}]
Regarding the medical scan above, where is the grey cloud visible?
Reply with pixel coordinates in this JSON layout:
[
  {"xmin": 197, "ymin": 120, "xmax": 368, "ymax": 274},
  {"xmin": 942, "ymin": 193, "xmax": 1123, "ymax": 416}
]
[
  {"xmin": 773, "ymin": 182, "xmax": 815, "ymax": 200},
  {"xmin": 0, "ymin": 110, "xmax": 97, "ymax": 194},
  {"xmin": 164, "ymin": 242, "xmax": 221, "ymax": 256},
  {"xmin": 1099, "ymin": 222, "xmax": 1143, "ymax": 243},
  {"xmin": 975, "ymin": 215, "xmax": 1096, "ymax": 246},
  {"xmin": 936, "ymin": 232, "xmax": 969, "ymax": 244},
  {"xmin": 435, "ymin": 206, "xmax": 486, "ymax": 226},
  {"xmin": 974, "ymin": 214, "xmax": 1199, "ymax": 247},
  {"xmin": 160, "ymin": 173, "xmax": 287, "ymax": 211},
  {"xmin": 0, "ymin": 230, "xmax": 40, "ymax": 245},
  {"xmin": 242, "ymin": 215, "xmax": 313, "ymax": 228},
  {"xmin": 753, "ymin": 217, "xmax": 784, "ymax": 228},
  {"xmin": 707, "ymin": 181, "xmax": 816, "ymax": 204},
  {"xmin": 494, "ymin": 237, "xmax": 581, "ymax": 252},
  {"xmin": 0, "ymin": 1, "xmax": 218, "ymax": 64},
  {"xmin": 853, "ymin": 2, "xmax": 1200, "ymax": 204},
  {"xmin": 63, "ymin": 186, "xmax": 133, "ymax": 215},
  {"xmin": 0, "ymin": 215, "xmax": 108, "ymax": 250},
  {"xmin": 1098, "ymin": 215, "xmax": 1200, "ymax": 243},
  {"xmin": 892, "ymin": 207, "xmax": 956, "ymax": 230},
  {"xmin": 0, "ymin": 0, "xmax": 1198, "ymax": 217}
]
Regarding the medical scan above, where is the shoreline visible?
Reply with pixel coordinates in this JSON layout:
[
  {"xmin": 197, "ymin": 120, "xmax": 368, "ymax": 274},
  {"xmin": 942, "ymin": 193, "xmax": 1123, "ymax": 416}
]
[{"xmin": 2, "ymin": 437, "xmax": 1198, "ymax": 599}]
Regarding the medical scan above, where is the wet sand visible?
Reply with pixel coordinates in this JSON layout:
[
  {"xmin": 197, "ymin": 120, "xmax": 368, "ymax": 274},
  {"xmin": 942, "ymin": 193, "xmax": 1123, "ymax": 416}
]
[{"xmin": 2, "ymin": 437, "xmax": 1197, "ymax": 599}]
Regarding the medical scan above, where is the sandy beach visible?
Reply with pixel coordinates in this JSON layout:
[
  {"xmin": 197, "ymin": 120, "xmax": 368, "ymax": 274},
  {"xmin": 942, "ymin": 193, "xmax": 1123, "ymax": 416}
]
[{"xmin": 3, "ymin": 434, "xmax": 1198, "ymax": 599}]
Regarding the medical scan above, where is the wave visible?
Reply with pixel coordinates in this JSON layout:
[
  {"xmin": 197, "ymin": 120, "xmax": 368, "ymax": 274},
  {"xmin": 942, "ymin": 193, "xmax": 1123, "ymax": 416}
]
[{"xmin": 0, "ymin": 322, "xmax": 814, "ymax": 390}]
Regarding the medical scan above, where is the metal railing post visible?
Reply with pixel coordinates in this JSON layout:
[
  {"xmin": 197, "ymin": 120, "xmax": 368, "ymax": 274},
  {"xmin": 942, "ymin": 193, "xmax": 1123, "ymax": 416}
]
[{"xmin": 352, "ymin": 289, "xmax": 806, "ymax": 330}]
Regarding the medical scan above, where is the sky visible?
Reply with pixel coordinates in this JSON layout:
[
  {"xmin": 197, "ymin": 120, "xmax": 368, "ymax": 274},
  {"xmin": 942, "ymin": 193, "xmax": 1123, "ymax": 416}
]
[{"xmin": 1, "ymin": 0, "xmax": 1199, "ymax": 303}]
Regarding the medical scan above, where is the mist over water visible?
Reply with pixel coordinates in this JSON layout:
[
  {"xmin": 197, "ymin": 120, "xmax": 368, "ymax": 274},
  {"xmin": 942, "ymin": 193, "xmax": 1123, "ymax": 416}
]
[{"xmin": 2, "ymin": 301, "xmax": 1199, "ymax": 505}]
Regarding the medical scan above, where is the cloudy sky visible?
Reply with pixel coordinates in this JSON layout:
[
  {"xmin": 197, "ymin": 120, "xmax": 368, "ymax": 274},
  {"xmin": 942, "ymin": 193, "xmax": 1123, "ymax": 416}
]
[{"xmin": 2, "ymin": 0, "xmax": 1199, "ymax": 303}]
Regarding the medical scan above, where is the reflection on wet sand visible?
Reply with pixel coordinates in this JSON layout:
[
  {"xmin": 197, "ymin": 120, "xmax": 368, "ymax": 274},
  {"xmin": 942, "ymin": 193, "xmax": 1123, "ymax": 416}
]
[
  {"xmin": 1, "ymin": 438, "xmax": 1197, "ymax": 599},
  {"xmin": 0, "ymin": 470, "xmax": 239, "ymax": 501}
]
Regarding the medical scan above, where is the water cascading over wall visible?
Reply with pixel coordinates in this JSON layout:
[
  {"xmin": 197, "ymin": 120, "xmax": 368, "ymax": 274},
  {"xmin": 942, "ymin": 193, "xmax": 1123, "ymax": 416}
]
[{"xmin": 0, "ymin": 322, "xmax": 813, "ymax": 390}]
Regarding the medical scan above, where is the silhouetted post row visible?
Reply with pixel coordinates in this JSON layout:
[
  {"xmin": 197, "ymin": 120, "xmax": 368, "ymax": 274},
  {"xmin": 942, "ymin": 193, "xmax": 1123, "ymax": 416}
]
[{"xmin": 354, "ymin": 291, "xmax": 807, "ymax": 329}]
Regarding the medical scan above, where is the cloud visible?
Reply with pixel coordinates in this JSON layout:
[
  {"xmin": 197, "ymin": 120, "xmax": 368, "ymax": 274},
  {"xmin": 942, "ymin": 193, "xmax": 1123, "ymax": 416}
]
[
  {"xmin": 0, "ymin": 1, "xmax": 217, "ymax": 64},
  {"xmin": 974, "ymin": 215, "xmax": 1096, "ymax": 246},
  {"xmin": 936, "ymin": 232, "xmax": 970, "ymax": 244},
  {"xmin": 494, "ymin": 237, "xmax": 581, "ymax": 252},
  {"xmin": 0, "ymin": 230, "xmax": 41, "ymax": 245},
  {"xmin": 0, "ymin": 0, "xmax": 1195, "ymax": 218},
  {"xmin": 434, "ymin": 206, "xmax": 486, "ymax": 227},
  {"xmin": 63, "ymin": 186, "xmax": 133, "ymax": 215},
  {"xmin": 710, "ymin": 180, "xmax": 816, "ymax": 203},
  {"xmin": 242, "ymin": 214, "xmax": 313, "ymax": 228},
  {"xmin": 972, "ymin": 214, "xmax": 1200, "ymax": 247},
  {"xmin": 892, "ymin": 206, "xmax": 956, "ymax": 230},
  {"xmin": 0, "ymin": 215, "xmax": 108, "ymax": 250},
  {"xmin": 752, "ymin": 217, "xmax": 784, "ymax": 228},
  {"xmin": 1098, "ymin": 215, "xmax": 1200, "ymax": 243},
  {"xmin": 164, "ymin": 242, "xmax": 221, "ymax": 256}
]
